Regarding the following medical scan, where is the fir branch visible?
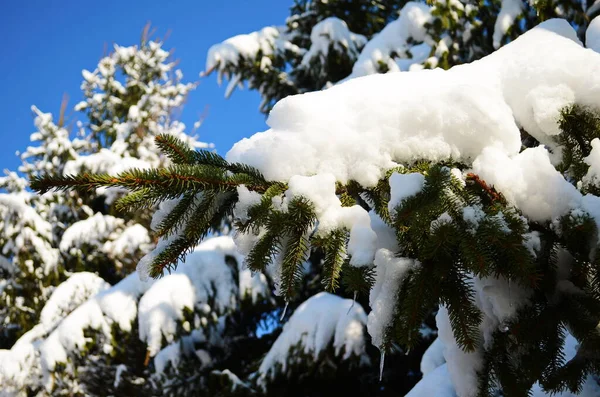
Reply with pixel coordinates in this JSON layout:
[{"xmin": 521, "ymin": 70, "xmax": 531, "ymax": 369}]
[
  {"xmin": 148, "ymin": 236, "xmax": 194, "ymax": 278},
  {"xmin": 278, "ymin": 196, "xmax": 316, "ymax": 299},
  {"xmin": 321, "ymin": 229, "xmax": 348, "ymax": 292},
  {"xmin": 32, "ymin": 164, "xmax": 269, "ymax": 197},
  {"xmin": 246, "ymin": 212, "xmax": 287, "ymax": 272},
  {"xmin": 439, "ymin": 269, "xmax": 482, "ymax": 352},
  {"xmin": 155, "ymin": 133, "xmax": 197, "ymax": 164},
  {"xmin": 191, "ymin": 149, "xmax": 267, "ymax": 184},
  {"xmin": 393, "ymin": 265, "xmax": 439, "ymax": 349},
  {"xmin": 341, "ymin": 261, "xmax": 375, "ymax": 297},
  {"xmin": 114, "ymin": 187, "xmax": 161, "ymax": 212},
  {"xmin": 155, "ymin": 192, "xmax": 198, "ymax": 238},
  {"xmin": 279, "ymin": 231, "xmax": 311, "ymax": 300}
]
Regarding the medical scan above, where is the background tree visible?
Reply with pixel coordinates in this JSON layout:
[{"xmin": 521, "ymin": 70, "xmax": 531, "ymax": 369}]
[{"xmin": 205, "ymin": 0, "xmax": 597, "ymax": 112}]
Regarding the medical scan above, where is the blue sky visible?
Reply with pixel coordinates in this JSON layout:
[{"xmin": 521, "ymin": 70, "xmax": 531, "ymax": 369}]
[{"xmin": 0, "ymin": 0, "xmax": 290, "ymax": 172}]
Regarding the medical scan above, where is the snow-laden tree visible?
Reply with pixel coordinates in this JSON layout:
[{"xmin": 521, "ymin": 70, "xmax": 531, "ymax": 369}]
[
  {"xmin": 0, "ymin": 27, "xmax": 375, "ymax": 397},
  {"xmin": 33, "ymin": 4, "xmax": 600, "ymax": 397},
  {"xmin": 0, "ymin": 32, "xmax": 203, "ymax": 350},
  {"xmin": 0, "ymin": 31, "xmax": 255, "ymax": 396},
  {"xmin": 204, "ymin": 0, "xmax": 597, "ymax": 113}
]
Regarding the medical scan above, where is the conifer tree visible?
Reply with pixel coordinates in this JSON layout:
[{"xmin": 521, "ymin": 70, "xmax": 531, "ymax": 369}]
[
  {"xmin": 7, "ymin": 2, "xmax": 600, "ymax": 397},
  {"xmin": 204, "ymin": 0, "xmax": 595, "ymax": 112},
  {"xmin": 29, "ymin": 4, "xmax": 600, "ymax": 397},
  {"xmin": 0, "ymin": 28, "xmax": 240, "ymax": 396}
]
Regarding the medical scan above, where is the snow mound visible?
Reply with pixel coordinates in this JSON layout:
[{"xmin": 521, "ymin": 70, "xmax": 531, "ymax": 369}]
[
  {"xmin": 257, "ymin": 292, "xmax": 368, "ymax": 386},
  {"xmin": 225, "ymin": 21, "xmax": 600, "ymax": 282},
  {"xmin": 206, "ymin": 26, "xmax": 280, "ymax": 72},
  {"xmin": 39, "ymin": 272, "xmax": 110, "ymax": 334},
  {"xmin": 348, "ymin": 2, "xmax": 431, "ymax": 78},
  {"xmin": 59, "ymin": 213, "xmax": 124, "ymax": 253},
  {"xmin": 301, "ymin": 17, "xmax": 366, "ymax": 69},
  {"xmin": 0, "ymin": 236, "xmax": 268, "ymax": 393},
  {"xmin": 411, "ymin": 332, "xmax": 600, "ymax": 397},
  {"xmin": 368, "ymin": 249, "xmax": 418, "ymax": 349},
  {"xmin": 493, "ymin": 0, "xmax": 524, "ymax": 49},
  {"xmin": 0, "ymin": 193, "xmax": 59, "ymax": 274},
  {"xmin": 227, "ymin": 20, "xmax": 593, "ymax": 188}
]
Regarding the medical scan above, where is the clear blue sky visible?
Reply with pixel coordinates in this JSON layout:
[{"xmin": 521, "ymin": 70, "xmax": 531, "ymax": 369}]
[{"xmin": 0, "ymin": 0, "xmax": 290, "ymax": 172}]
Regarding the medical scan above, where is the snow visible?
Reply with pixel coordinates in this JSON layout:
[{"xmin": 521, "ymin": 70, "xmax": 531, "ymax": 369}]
[
  {"xmin": 348, "ymin": 2, "xmax": 432, "ymax": 79},
  {"xmin": 388, "ymin": 172, "xmax": 425, "ymax": 215},
  {"xmin": 493, "ymin": 0, "xmax": 524, "ymax": 49},
  {"xmin": 586, "ymin": 15, "xmax": 600, "ymax": 52},
  {"xmin": 369, "ymin": 210, "xmax": 400, "ymax": 252},
  {"xmin": 530, "ymin": 333, "xmax": 600, "ymax": 396},
  {"xmin": 583, "ymin": 138, "xmax": 600, "ymax": 188},
  {"xmin": 300, "ymin": 17, "xmax": 366, "ymax": 68},
  {"xmin": 213, "ymin": 369, "xmax": 251, "ymax": 392},
  {"xmin": 0, "ymin": 273, "xmax": 147, "ymax": 390},
  {"xmin": 582, "ymin": 194, "xmax": 600, "ymax": 241},
  {"xmin": 150, "ymin": 197, "xmax": 182, "ymax": 232},
  {"xmin": 395, "ymin": 42, "xmax": 432, "ymax": 71},
  {"xmin": 222, "ymin": 24, "xmax": 600, "ymax": 395},
  {"xmin": 420, "ymin": 337, "xmax": 445, "ymax": 376},
  {"xmin": 284, "ymin": 174, "xmax": 377, "ymax": 266},
  {"xmin": 528, "ymin": 84, "xmax": 575, "ymax": 139},
  {"xmin": 97, "ymin": 272, "xmax": 152, "ymax": 332},
  {"xmin": 367, "ymin": 249, "xmax": 418, "ymax": 349},
  {"xmin": 239, "ymin": 267, "xmax": 269, "ymax": 303},
  {"xmin": 59, "ymin": 212, "xmax": 124, "ymax": 253},
  {"xmin": 430, "ymin": 212, "xmax": 453, "ymax": 232},
  {"xmin": 414, "ymin": 330, "xmax": 600, "ymax": 397},
  {"xmin": 153, "ymin": 342, "xmax": 182, "ymax": 374},
  {"xmin": 462, "ymin": 205, "xmax": 486, "ymax": 234},
  {"xmin": 406, "ymin": 364, "xmax": 456, "ymax": 397},
  {"xmin": 153, "ymin": 328, "xmax": 215, "ymax": 374},
  {"xmin": 138, "ymin": 236, "xmax": 267, "ymax": 357},
  {"xmin": 523, "ymin": 231, "xmax": 542, "ymax": 256},
  {"xmin": 39, "ymin": 272, "xmax": 110, "ymax": 333},
  {"xmin": 428, "ymin": 273, "xmax": 533, "ymax": 397},
  {"xmin": 0, "ymin": 236, "xmax": 266, "ymax": 392},
  {"xmin": 233, "ymin": 185, "xmax": 262, "ymax": 223},
  {"xmin": 0, "ymin": 193, "xmax": 59, "ymax": 274},
  {"xmin": 0, "ymin": 342, "xmax": 39, "ymax": 396},
  {"xmin": 257, "ymin": 292, "xmax": 368, "ymax": 386},
  {"xmin": 206, "ymin": 26, "xmax": 280, "ymax": 72},
  {"xmin": 6, "ymin": 10, "xmax": 600, "ymax": 397},
  {"xmin": 227, "ymin": 20, "xmax": 595, "ymax": 190},
  {"xmin": 435, "ymin": 305, "xmax": 483, "ymax": 397},
  {"xmin": 39, "ymin": 298, "xmax": 112, "ymax": 376},
  {"xmin": 473, "ymin": 276, "xmax": 531, "ymax": 347},
  {"xmin": 473, "ymin": 146, "xmax": 581, "ymax": 222},
  {"xmin": 227, "ymin": 43, "xmax": 524, "ymax": 187},
  {"xmin": 0, "ymin": 35, "xmax": 219, "ymax": 396},
  {"xmin": 138, "ymin": 274, "xmax": 196, "ymax": 356},
  {"xmin": 102, "ymin": 223, "xmax": 151, "ymax": 258},
  {"xmin": 113, "ymin": 364, "xmax": 127, "ymax": 388},
  {"xmin": 63, "ymin": 148, "xmax": 151, "ymax": 176}
]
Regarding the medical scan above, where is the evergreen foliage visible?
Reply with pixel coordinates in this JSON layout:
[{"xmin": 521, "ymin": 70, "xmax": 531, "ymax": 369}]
[
  {"xmin": 33, "ymin": 103, "xmax": 600, "ymax": 394},
  {"xmin": 6, "ymin": 2, "xmax": 600, "ymax": 397},
  {"xmin": 205, "ymin": 0, "xmax": 595, "ymax": 114}
]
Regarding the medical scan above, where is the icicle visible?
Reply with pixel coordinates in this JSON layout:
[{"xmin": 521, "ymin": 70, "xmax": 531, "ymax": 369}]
[
  {"xmin": 379, "ymin": 350, "xmax": 385, "ymax": 382},
  {"xmin": 347, "ymin": 291, "xmax": 357, "ymax": 315},
  {"xmin": 280, "ymin": 302, "xmax": 289, "ymax": 321},
  {"xmin": 405, "ymin": 348, "xmax": 411, "ymax": 356}
]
